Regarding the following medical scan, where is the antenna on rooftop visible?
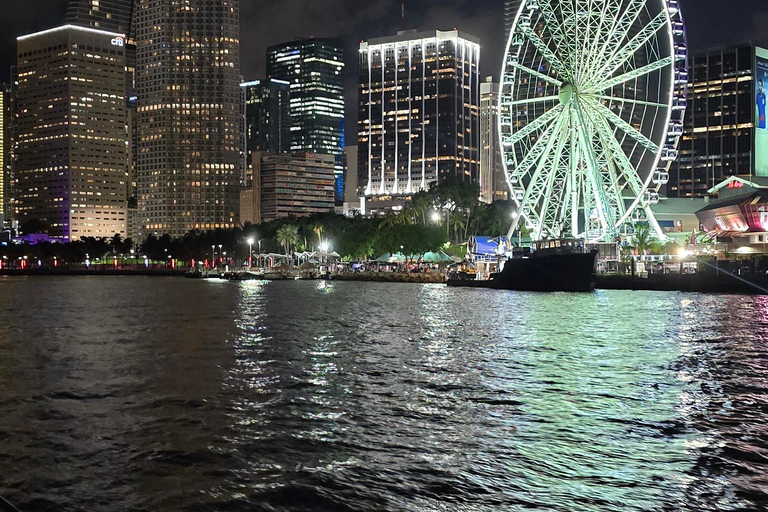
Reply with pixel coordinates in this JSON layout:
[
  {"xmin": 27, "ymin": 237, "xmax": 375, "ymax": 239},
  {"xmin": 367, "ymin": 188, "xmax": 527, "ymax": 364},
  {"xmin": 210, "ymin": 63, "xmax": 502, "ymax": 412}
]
[{"xmin": 400, "ymin": 0, "xmax": 406, "ymax": 31}]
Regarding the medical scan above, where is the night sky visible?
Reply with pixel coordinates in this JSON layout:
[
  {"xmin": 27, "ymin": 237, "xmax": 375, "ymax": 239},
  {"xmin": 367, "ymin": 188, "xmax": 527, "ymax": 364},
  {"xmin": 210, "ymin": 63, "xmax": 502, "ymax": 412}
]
[{"xmin": 0, "ymin": 0, "xmax": 766, "ymax": 134}]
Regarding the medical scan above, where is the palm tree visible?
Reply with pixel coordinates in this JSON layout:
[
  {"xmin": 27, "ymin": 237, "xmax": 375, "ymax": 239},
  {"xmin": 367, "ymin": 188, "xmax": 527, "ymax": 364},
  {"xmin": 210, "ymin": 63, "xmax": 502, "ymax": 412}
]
[
  {"xmin": 276, "ymin": 224, "xmax": 300, "ymax": 255},
  {"xmin": 311, "ymin": 223, "xmax": 324, "ymax": 249},
  {"xmin": 633, "ymin": 223, "xmax": 652, "ymax": 255}
]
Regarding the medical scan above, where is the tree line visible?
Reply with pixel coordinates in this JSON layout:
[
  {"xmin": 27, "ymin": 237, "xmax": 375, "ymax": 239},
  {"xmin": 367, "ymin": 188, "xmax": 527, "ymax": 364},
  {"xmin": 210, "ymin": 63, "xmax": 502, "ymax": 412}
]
[{"xmin": 2, "ymin": 178, "xmax": 519, "ymax": 266}]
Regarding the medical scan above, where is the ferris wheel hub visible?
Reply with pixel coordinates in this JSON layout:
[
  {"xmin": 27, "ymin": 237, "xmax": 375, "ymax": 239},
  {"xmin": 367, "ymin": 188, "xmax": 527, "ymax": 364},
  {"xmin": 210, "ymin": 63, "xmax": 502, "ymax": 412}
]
[{"xmin": 558, "ymin": 83, "xmax": 574, "ymax": 105}]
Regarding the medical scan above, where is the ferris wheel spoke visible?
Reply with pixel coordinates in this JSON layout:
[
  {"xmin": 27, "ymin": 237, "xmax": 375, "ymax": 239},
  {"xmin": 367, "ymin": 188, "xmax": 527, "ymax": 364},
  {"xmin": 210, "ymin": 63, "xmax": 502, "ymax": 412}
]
[
  {"xmin": 597, "ymin": 95, "xmax": 667, "ymax": 109},
  {"xmin": 587, "ymin": 107, "xmax": 650, "ymax": 219},
  {"xmin": 589, "ymin": 57, "xmax": 673, "ymax": 93},
  {"xmin": 509, "ymin": 62, "xmax": 563, "ymax": 88},
  {"xmin": 573, "ymin": 103, "xmax": 616, "ymax": 238},
  {"xmin": 518, "ymin": 24, "xmax": 570, "ymax": 80},
  {"xmin": 585, "ymin": 0, "xmax": 648, "ymax": 81},
  {"xmin": 507, "ymin": 114, "xmax": 561, "ymax": 180},
  {"xmin": 540, "ymin": 132, "xmax": 572, "ymax": 238},
  {"xmin": 502, "ymin": 104, "xmax": 563, "ymax": 147},
  {"xmin": 585, "ymin": 98, "xmax": 660, "ymax": 154},
  {"xmin": 536, "ymin": 2, "xmax": 576, "ymax": 73},
  {"xmin": 507, "ymin": 95, "xmax": 561, "ymax": 107},
  {"xmin": 591, "ymin": 10, "xmax": 670, "ymax": 85},
  {"xmin": 518, "ymin": 113, "xmax": 571, "ymax": 238},
  {"xmin": 580, "ymin": 0, "xmax": 614, "ymax": 83}
]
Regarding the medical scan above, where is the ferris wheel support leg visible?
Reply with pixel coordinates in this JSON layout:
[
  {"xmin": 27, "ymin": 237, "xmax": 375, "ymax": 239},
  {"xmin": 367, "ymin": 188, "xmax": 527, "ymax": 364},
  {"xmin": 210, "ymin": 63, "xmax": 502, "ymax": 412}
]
[{"xmin": 646, "ymin": 209, "xmax": 668, "ymax": 243}]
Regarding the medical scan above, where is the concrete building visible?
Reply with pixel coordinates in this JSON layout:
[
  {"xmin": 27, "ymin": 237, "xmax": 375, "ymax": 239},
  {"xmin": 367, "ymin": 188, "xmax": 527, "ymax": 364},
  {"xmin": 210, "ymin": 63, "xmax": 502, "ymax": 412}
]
[
  {"xmin": 357, "ymin": 29, "xmax": 481, "ymax": 200},
  {"xmin": 267, "ymin": 38, "xmax": 345, "ymax": 200},
  {"xmin": 480, "ymin": 78, "xmax": 508, "ymax": 203},
  {"xmin": 66, "ymin": 0, "xmax": 134, "ymax": 34},
  {"xmin": 669, "ymin": 43, "xmax": 759, "ymax": 198},
  {"xmin": 68, "ymin": 0, "xmax": 138, "ymax": 209},
  {"xmin": 0, "ymin": 84, "xmax": 10, "ymax": 229},
  {"xmin": 134, "ymin": 0, "xmax": 242, "ymax": 237},
  {"xmin": 15, "ymin": 25, "xmax": 128, "ymax": 241},
  {"xmin": 241, "ymin": 79, "xmax": 291, "ymax": 183},
  {"xmin": 240, "ymin": 152, "xmax": 336, "ymax": 224},
  {"xmin": 504, "ymin": 0, "xmax": 524, "ymax": 41}
]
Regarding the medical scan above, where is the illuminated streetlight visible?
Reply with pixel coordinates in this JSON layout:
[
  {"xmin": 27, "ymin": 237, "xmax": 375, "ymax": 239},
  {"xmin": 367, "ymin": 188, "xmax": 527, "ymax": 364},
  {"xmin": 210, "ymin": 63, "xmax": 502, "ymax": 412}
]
[
  {"xmin": 247, "ymin": 237, "xmax": 255, "ymax": 267},
  {"xmin": 431, "ymin": 211, "xmax": 440, "ymax": 223}
]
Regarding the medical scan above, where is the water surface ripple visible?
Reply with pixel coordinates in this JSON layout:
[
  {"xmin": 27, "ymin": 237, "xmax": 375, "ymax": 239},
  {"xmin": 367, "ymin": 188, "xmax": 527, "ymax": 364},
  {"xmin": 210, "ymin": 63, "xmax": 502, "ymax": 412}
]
[{"xmin": 0, "ymin": 277, "xmax": 767, "ymax": 511}]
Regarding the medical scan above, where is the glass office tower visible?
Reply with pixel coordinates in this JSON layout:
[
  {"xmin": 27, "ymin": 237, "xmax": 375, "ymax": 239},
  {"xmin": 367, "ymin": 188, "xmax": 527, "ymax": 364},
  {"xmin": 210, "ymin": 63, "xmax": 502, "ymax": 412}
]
[{"xmin": 267, "ymin": 38, "xmax": 345, "ymax": 200}]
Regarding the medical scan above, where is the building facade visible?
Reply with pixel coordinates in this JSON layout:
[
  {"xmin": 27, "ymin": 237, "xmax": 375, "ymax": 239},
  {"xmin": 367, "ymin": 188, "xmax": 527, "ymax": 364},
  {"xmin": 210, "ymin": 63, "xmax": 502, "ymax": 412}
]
[
  {"xmin": 480, "ymin": 78, "xmax": 508, "ymax": 203},
  {"xmin": 241, "ymin": 79, "xmax": 291, "ymax": 183},
  {"xmin": 266, "ymin": 39, "xmax": 345, "ymax": 200},
  {"xmin": 669, "ymin": 43, "xmax": 757, "ymax": 198},
  {"xmin": 15, "ymin": 26, "xmax": 128, "ymax": 241},
  {"xmin": 66, "ymin": 0, "xmax": 135, "ymax": 34},
  {"xmin": 240, "ymin": 152, "xmax": 336, "ymax": 224},
  {"xmin": 68, "ymin": 0, "xmax": 138, "ymax": 209},
  {"xmin": 0, "ymin": 84, "xmax": 10, "ymax": 228},
  {"xmin": 357, "ymin": 29, "xmax": 481, "ymax": 199},
  {"xmin": 504, "ymin": 0, "xmax": 523, "ymax": 41},
  {"xmin": 134, "ymin": 0, "xmax": 241, "ymax": 237}
]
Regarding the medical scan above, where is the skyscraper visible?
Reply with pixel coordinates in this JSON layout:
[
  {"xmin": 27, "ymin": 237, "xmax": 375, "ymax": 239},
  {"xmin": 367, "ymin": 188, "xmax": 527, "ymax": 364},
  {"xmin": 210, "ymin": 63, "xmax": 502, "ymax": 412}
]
[
  {"xmin": 241, "ymin": 79, "xmax": 291, "ymax": 182},
  {"xmin": 66, "ymin": 0, "xmax": 135, "ymax": 35},
  {"xmin": 358, "ymin": 29, "xmax": 481, "ymax": 198},
  {"xmin": 267, "ymin": 38, "xmax": 345, "ymax": 200},
  {"xmin": 134, "ymin": 0, "xmax": 242, "ymax": 237},
  {"xmin": 504, "ymin": 0, "xmax": 524, "ymax": 41},
  {"xmin": 480, "ymin": 78, "xmax": 508, "ymax": 203},
  {"xmin": 68, "ymin": 0, "xmax": 137, "ymax": 206},
  {"xmin": 15, "ymin": 26, "xmax": 128, "ymax": 240},
  {"xmin": 0, "ymin": 84, "xmax": 10, "ymax": 228},
  {"xmin": 669, "ymin": 43, "xmax": 757, "ymax": 197}
]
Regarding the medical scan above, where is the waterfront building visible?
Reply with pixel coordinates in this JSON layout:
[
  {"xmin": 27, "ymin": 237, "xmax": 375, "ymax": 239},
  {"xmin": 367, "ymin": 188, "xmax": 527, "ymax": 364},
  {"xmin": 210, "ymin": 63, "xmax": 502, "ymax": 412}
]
[
  {"xmin": 696, "ymin": 175, "xmax": 768, "ymax": 253},
  {"xmin": 241, "ymin": 79, "xmax": 291, "ymax": 183},
  {"xmin": 0, "ymin": 84, "xmax": 10, "ymax": 229},
  {"xmin": 669, "ymin": 43, "xmax": 762, "ymax": 198},
  {"xmin": 15, "ymin": 25, "xmax": 128, "ymax": 241},
  {"xmin": 357, "ymin": 29, "xmax": 481, "ymax": 199},
  {"xmin": 134, "ymin": 0, "xmax": 242, "ymax": 237},
  {"xmin": 266, "ymin": 38, "xmax": 345, "ymax": 200},
  {"xmin": 480, "ymin": 78, "xmax": 508, "ymax": 203},
  {"xmin": 240, "ymin": 152, "xmax": 336, "ymax": 224}
]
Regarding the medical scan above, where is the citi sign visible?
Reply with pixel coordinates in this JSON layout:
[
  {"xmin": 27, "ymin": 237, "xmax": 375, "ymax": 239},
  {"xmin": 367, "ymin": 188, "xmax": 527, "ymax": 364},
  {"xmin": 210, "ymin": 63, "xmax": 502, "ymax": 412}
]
[{"xmin": 111, "ymin": 37, "xmax": 124, "ymax": 47}]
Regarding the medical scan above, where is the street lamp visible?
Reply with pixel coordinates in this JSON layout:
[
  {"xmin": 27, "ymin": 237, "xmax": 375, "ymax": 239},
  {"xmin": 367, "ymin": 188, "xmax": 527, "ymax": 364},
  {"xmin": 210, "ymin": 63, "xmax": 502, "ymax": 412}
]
[
  {"xmin": 431, "ymin": 211, "xmax": 440, "ymax": 223},
  {"xmin": 211, "ymin": 244, "xmax": 215, "ymax": 268},
  {"xmin": 247, "ymin": 237, "xmax": 254, "ymax": 268}
]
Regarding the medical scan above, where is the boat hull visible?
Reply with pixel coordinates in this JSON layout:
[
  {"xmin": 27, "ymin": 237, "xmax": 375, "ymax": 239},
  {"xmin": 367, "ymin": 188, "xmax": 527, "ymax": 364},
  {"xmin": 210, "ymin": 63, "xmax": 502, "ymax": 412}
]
[{"xmin": 491, "ymin": 251, "xmax": 598, "ymax": 292}]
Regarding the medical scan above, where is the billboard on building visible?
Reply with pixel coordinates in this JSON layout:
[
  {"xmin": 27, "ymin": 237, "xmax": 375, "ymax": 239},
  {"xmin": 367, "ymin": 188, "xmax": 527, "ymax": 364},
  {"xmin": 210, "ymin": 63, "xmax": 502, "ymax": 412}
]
[{"xmin": 756, "ymin": 47, "xmax": 768, "ymax": 176}]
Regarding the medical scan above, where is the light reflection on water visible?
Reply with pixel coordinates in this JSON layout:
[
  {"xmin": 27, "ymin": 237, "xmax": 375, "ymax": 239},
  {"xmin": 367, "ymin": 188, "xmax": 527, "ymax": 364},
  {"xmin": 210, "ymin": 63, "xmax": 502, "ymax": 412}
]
[{"xmin": 0, "ymin": 277, "xmax": 766, "ymax": 511}]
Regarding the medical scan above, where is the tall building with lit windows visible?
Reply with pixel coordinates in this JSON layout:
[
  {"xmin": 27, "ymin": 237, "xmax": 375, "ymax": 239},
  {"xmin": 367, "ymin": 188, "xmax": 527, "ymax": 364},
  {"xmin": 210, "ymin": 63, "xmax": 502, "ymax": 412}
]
[
  {"xmin": 15, "ymin": 25, "xmax": 128, "ymax": 241},
  {"xmin": 68, "ymin": 0, "xmax": 138, "ymax": 215},
  {"xmin": 67, "ymin": 0, "xmax": 134, "ymax": 34},
  {"xmin": 267, "ymin": 39, "xmax": 345, "ymax": 200},
  {"xmin": 480, "ymin": 78, "xmax": 508, "ymax": 203},
  {"xmin": 134, "ymin": 0, "xmax": 241, "ymax": 237},
  {"xmin": 668, "ymin": 43, "xmax": 759, "ymax": 197},
  {"xmin": 0, "ymin": 84, "xmax": 11, "ymax": 228},
  {"xmin": 357, "ymin": 29, "xmax": 481, "ymax": 199},
  {"xmin": 505, "ymin": 0, "xmax": 524, "ymax": 40},
  {"xmin": 241, "ymin": 78, "xmax": 291, "ymax": 182}
]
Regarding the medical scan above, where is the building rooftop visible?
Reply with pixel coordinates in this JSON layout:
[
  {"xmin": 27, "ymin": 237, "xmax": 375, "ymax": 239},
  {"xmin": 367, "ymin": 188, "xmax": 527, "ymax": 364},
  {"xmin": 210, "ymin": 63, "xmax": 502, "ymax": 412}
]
[{"xmin": 363, "ymin": 29, "xmax": 481, "ymax": 47}]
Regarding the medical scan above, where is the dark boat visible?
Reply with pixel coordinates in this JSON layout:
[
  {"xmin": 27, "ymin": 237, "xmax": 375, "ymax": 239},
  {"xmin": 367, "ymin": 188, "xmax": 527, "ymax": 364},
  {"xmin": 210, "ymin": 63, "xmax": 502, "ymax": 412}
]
[
  {"xmin": 447, "ymin": 238, "xmax": 598, "ymax": 292},
  {"xmin": 492, "ymin": 239, "xmax": 598, "ymax": 292}
]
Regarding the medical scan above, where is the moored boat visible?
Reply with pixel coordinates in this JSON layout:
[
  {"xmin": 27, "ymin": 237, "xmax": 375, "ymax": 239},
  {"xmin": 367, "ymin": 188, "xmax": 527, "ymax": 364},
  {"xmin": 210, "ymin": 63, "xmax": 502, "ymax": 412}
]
[{"xmin": 448, "ymin": 238, "xmax": 598, "ymax": 292}]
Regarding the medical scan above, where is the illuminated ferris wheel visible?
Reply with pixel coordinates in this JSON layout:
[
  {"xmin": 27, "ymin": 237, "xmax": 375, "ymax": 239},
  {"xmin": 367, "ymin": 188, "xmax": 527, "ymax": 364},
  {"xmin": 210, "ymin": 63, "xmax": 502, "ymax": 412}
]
[{"xmin": 500, "ymin": 0, "xmax": 688, "ymax": 242}]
